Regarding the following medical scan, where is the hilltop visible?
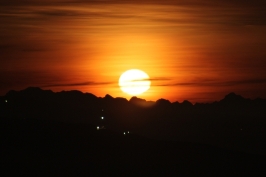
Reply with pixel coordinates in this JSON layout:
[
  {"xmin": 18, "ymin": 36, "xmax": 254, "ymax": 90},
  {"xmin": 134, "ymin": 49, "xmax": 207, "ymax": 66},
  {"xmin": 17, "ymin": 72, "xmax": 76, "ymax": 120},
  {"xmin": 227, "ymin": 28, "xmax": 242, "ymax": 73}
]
[
  {"xmin": 1, "ymin": 87, "xmax": 266, "ymax": 155},
  {"xmin": 1, "ymin": 87, "xmax": 266, "ymax": 175}
]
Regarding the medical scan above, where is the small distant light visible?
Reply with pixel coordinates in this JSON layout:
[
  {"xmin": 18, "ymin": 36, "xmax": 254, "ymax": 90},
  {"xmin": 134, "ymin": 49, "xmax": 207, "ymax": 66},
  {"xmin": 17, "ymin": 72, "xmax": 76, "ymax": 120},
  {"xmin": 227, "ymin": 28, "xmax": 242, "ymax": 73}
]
[
  {"xmin": 5, "ymin": 100, "xmax": 7, "ymax": 103},
  {"xmin": 101, "ymin": 116, "xmax": 104, "ymax": 119},
  {"xmin": 128, "ymin": 131, "xmax": 130, "ymax": 134},
  {"xmin": 123, "ymin": 132, "xmax": 126, "ymax": 135},
  {"xmin": 97, "ymin": 126, "xmax": 100, "ymax": 130}
]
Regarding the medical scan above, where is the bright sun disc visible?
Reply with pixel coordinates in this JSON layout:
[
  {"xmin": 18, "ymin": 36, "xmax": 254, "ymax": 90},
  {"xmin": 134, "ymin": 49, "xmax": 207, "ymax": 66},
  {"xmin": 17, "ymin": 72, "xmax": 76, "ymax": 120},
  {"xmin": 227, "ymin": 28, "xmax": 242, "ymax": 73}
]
[{"xmin": 119, "ymin": 69, "xmax": 151, "ymax": 96}]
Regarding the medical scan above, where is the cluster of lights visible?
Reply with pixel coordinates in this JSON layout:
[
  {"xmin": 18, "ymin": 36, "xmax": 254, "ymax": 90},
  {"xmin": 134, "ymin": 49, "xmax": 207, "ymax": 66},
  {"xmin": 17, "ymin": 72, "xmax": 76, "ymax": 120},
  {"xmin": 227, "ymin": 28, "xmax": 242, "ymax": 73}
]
[
  {"xmin": 123, "ymin": 131, "xmax": 130, "ymax": 135},
  {"xmin": 97, "ymin": 109, "xmax": 105, "ymax": 130}
]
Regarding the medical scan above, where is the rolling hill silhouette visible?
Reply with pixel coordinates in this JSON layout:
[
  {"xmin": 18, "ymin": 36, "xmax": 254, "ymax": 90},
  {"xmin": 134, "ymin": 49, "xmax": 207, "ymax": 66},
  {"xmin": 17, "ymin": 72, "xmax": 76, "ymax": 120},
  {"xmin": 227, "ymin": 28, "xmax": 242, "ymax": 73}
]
[{"xmin": 1, "ymin": 87, "xmax": 266, "ymax": 175}]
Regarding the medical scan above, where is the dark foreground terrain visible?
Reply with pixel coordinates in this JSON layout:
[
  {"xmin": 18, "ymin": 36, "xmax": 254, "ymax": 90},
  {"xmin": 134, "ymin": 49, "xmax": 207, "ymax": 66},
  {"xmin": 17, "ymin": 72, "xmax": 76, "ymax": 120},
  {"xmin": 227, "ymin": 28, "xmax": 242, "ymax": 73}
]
[
  {"xmin": 1, "ymin": 117, "xmax": 265, "ymax": 176},
  {"xmin": 1, "ymin": 87, "xmax": 266, "ymax": 176}
]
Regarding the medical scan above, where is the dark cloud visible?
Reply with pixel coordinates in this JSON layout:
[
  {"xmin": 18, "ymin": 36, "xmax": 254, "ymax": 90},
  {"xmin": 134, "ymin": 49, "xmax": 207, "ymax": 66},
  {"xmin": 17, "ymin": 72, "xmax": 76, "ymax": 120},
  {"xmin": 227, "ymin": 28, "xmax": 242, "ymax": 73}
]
[
  {"xmin": 150, "ymin": 77, "xmax": 172, "ymax": 81},
  {"xmin": 42, "ymin": 78, "xmax": 171, "ymax": 87},
  {"xmin": 35, "ymin": 9, "xmax": 84, "ymax": 17},
  {"xmin": 1, "ymin": 0, "xmax": 265, "ymax": 7},
  {"xmin": 223, "ymin": 78, "xmax": 266, "ymax": 86},
  {"xmin": 42, "ymin": 81, "xmax": 115, "ymax": 88},
  {"xmin": 0, "ymin": 0, "xmax": 60, "ymax": 6},
  {"xmin": 43, "ymin": 77, "xmax": 266, "ymax": 89},
  {"xmin": 156, "ymin": 78, "xmax": 266, "ymax": 87},
  {"xmin": 66, "ymin": 0, "xmax": 266, "ymax": 6}
]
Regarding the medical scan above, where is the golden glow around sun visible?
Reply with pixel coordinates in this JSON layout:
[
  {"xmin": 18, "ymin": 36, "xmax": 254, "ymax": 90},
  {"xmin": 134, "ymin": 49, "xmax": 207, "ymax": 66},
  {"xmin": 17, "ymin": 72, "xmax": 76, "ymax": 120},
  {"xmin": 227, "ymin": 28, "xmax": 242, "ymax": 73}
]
[{"xmin": 119, "ymin": 69, "xmax": 151, "ymax": 96}]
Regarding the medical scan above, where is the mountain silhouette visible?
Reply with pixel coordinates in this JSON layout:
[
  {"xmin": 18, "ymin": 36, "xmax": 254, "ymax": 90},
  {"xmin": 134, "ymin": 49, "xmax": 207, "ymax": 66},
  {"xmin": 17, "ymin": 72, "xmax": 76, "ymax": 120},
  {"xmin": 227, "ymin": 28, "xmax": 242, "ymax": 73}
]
[
  {"xmin": 1, "ymin": 87, "xmax": 266, "ymax": 175},
  {"xmin": 220, "ymin": 92, "xmax": 246, "ymax": 104}
]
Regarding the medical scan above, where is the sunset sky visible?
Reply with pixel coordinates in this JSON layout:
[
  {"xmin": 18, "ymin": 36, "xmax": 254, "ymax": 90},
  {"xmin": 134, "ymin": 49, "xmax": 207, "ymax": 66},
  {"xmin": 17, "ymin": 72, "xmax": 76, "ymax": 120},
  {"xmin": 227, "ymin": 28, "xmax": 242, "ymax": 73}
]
[{"xmin": 1, "ymin": 0, "xmax": 266, "ymax": 103}]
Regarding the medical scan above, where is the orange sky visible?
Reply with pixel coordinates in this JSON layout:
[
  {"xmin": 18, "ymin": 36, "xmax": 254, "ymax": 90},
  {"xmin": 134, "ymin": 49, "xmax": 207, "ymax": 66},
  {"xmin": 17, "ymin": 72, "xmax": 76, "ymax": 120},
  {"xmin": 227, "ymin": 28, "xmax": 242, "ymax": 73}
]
[{"xmin": 1, "ymin": 1, "xmax": 266, "ymax": 103}]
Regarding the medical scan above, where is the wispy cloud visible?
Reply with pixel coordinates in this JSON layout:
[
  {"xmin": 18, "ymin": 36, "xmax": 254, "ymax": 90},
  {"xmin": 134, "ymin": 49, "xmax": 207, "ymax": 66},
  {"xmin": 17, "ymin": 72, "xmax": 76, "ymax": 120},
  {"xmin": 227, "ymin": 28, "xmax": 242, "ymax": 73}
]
[
  {"xmin": 42, "ymin": 81, "xmax": 114, "ymax": 88},
  {"xmin": 154, "ymin": 78, "xmax": 266, "ymax": 87},
  {"xmin": 41, "ymin": 77, "xmax": 266, "ymax": 89},
  {"xmin": 42, "ymin": 77, "xmax": 171, "ymax": 88}
]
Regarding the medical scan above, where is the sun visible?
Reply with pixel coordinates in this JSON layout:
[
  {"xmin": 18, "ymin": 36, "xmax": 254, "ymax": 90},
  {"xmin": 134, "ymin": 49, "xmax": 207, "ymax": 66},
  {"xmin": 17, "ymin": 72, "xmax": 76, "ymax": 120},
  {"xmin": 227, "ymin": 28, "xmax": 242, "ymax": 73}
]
[{"xmin": 119, "ymin": 69, "xmax": 151, "ymax": 96}]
